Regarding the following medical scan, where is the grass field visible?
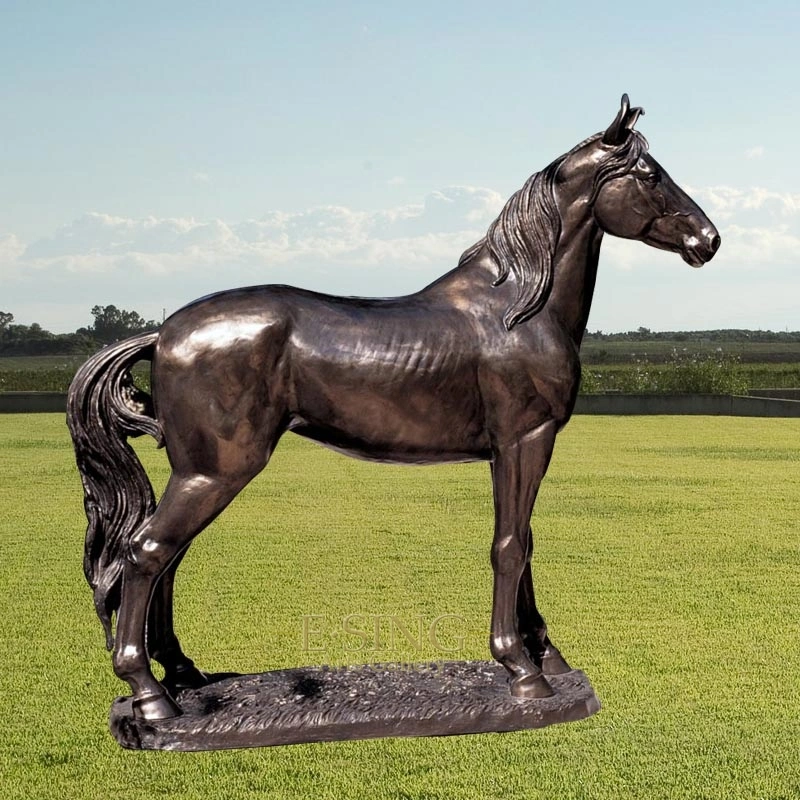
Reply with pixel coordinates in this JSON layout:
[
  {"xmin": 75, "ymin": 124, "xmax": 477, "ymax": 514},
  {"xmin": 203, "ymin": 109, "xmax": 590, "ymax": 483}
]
[
  {"xmin": 1, "ymin": 414, "xmax": 800, "ymax": 799},
  {"xmin": 582, "ymin": 362, "xmax": 800, "ymax": 392},
  {"xmin": 4, "ymin": 353, "xmax": 800, "ymax": 393},
  {"xmin": 580, "ymin": 339, "xmax": 800, "ymax": 364},
  {"xmin": 0, "ymin": 356, "xmax": 150, "ymax": 393},
  {"xmin": 0, "ymin": 356, "xmax": 89, "ymax": 370}
]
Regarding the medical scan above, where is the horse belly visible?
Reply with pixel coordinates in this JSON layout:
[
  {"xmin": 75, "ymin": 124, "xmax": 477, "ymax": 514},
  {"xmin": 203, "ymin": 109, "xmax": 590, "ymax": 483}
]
[{"xmin": 289, "ymin": 377, "xmax": 490, "ymax": 465}]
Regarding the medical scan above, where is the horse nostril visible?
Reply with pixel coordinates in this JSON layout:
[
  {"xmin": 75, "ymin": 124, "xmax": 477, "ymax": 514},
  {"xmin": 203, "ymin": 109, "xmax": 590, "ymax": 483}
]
[{"xmin": 709, "ymin": 233, "xmax": 721, "ymax": 253}]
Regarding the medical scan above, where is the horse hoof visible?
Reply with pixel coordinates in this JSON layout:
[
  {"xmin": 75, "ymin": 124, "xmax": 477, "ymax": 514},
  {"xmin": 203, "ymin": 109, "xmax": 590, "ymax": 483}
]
[
  {"xmin": 542, "ymin": 646, "xmax": 572, "ymax": 675},
  {"xmin": 163, "ymin": 665, "xmax": 211, "ymax": 695},
  {"xmin": 132, "ymin": 692, "xmax": 182, "ymax": 721},
  {"xmin": 510, "ymin": 673, "xmax": 554, "ymax": 699}
]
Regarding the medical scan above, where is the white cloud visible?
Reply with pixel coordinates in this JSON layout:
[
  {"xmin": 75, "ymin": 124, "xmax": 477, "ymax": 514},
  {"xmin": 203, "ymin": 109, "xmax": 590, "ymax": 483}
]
[
  {"xmin": 717, "ymin": 223, "xmax": 800, "ymax": 266},
  {"xmin": 16, "ymin": 187, "xmax": 504, "ymax": 276},
  {"xmin": 670, "ymin": 186, "xmax": 800, "ymax": 270},
  {"xmin": 688, "ymin": 185, "xmax": 800, "ymax": 220},
  {"xmin": 1, "ymin": 188, "xmax": 503, "ymax": 329},
  {"xmin": 601, "ymin": 236, "xmax": 664, "ymax": 272},
  {"xmin": 0, "ymin": 234, "xmax": 25, "ymax": 274},
  {"xmin": 191, "ymin": 171, "xmax": 211, "ymax": 183},
  {"xmin": 2, "ymin": 182, "xmax": 799, "ymax": 333},
  {"xmin": 744, "ymin": 145, "xmax": 765, "ymax": 160}
]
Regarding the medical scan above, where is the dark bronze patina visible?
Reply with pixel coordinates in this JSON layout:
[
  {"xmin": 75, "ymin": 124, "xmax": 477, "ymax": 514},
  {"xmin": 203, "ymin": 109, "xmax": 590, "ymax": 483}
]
[
  {"xmin": 67, "ymin": 96, "xmax": 720, "ymax": 736},
  {"xmin": 109, "ymin": 662, "xmax": 600, "ymax": 750}
]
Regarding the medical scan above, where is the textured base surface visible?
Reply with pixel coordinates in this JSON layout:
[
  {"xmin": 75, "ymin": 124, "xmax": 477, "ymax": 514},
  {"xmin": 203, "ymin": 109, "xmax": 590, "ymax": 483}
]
[{"xmin": 110, "ymin": 661, "xmax": 601, "ymax": 751}]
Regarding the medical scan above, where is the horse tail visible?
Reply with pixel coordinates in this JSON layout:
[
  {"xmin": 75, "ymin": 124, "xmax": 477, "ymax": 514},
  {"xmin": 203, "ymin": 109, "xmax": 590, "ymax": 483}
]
[{"xmin": 66, "ymin": 331, "xmax": 164, "ymax": 650}]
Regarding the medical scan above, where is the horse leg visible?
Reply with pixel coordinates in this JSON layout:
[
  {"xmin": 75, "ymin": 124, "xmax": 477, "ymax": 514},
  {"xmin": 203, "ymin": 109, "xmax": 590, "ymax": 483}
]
[
  {"xmin": 516, "ymin": 528, "xmax": 572, "ymax": 675},
  {"xmin": 490, "ymin": 420, "xmax": 558, "ymax": 699},
  {"xmin": 113, "ymin": 472, "xmax": 252, "ymax": 720},
  {"xmin": 147, "ymin": 544, "xmax": 210, "ymax": 695}
]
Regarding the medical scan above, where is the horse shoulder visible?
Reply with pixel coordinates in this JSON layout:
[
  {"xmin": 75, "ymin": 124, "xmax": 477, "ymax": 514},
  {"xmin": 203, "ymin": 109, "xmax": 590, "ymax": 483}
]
[{"xmin": 478, "ymin": 315, "xmax": 581, "ymax": 437}]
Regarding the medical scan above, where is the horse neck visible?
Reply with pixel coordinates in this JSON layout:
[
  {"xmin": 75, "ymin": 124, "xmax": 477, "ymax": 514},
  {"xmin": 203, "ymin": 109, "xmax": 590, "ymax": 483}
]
[
  {"xmin": 421, "ymin": 250, "xmax": 505, "ymax": 309},
  {"xmin": 546, "ymin": 196, "xmax": 603, "ymax": 344}
]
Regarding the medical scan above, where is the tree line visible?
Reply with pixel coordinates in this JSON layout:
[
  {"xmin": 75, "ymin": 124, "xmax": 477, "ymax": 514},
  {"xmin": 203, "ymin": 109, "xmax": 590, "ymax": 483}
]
[
  {"xmin": 0, "ymin": 306, "xmax": 160, "ymax": 356},
  {"xmin": 585, "ymin": 327, "xmax": 800, "ymax": 343},
  {"xmin": 3, "ymin": 307, "xmax": 800, "ymax": 356}
]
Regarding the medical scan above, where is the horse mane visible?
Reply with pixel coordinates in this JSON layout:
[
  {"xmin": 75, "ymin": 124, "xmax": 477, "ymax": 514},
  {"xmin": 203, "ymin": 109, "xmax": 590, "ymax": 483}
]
[{"xmin": 460, "ymin": 130, "xmax": 649, "ymax": 330}]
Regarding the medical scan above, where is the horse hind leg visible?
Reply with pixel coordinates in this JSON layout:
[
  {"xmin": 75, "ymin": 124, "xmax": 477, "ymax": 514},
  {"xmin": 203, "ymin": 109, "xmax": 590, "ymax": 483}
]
[
  {"xmin": 147, "ymin": 545, "xmax": 210, "ymax": 695},
  {"xmin": 113, "ymin": 471, "xmax": 257, "ymax": 720}
]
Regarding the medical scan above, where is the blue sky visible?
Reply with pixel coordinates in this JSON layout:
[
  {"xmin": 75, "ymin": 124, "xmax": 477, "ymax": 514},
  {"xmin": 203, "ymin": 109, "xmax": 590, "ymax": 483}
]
[{"xmin": 2, "ymin": 1, "xmax": 799, "ymax": 332}]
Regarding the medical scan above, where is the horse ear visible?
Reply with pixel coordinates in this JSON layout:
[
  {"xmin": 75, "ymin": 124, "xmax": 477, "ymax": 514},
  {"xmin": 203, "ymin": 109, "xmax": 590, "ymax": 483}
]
[
  {"xmin": 602, "ymin": 94, "xmax": 631, "ymax": 146},
  {"xmin": 625, "ymin": 105, "xmax": 645, "ymax": 132}
]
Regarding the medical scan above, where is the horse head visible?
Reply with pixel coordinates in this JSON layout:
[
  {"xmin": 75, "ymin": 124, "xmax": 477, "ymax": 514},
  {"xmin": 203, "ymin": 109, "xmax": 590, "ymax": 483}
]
[{"xmin": 564, "ymin": 94, "xmax": 720, "ymax": 267}]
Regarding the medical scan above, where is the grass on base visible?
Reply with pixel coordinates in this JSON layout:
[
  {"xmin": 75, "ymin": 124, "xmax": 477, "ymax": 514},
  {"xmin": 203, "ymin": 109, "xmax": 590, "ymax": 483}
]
[{"xmin": 1, "ymin": 414, "xmax": 799, "ymax": 799}]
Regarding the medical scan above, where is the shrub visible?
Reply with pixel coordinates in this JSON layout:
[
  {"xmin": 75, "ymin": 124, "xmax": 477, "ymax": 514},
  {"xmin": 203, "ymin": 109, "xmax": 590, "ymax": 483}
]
[{"xmin": 581, "ymin": 349, "xmax": 749, "ymax": 395}]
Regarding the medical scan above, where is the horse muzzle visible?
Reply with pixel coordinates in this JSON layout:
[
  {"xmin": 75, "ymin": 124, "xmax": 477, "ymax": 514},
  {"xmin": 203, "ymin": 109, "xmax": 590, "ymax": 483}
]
[{"xmin": 680, "ymin": 226, "xmax": 721, "ymax": 268}]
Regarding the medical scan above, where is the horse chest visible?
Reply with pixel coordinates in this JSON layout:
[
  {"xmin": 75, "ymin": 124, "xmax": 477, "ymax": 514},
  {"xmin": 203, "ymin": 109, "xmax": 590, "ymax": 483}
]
[{"xmin": 480, "ymin": 348, "xmax": 580, "ymax": 432}]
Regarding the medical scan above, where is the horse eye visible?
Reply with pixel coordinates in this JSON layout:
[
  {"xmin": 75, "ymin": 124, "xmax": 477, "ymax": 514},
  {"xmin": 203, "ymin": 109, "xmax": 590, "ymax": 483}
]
[{"xmin": 642, "ymin": 170, "xmax": 660, "ymax": 184}]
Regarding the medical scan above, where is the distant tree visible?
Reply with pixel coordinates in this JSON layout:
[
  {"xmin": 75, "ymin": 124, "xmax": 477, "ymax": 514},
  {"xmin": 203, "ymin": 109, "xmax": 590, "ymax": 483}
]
[
  {"xmin": 85, "ymin": 304, "xmax": 159, "ymax": 344},
  {"xmin": 0, "ymin": 311, "xmax": 13, "ymax": 331},
  {"xmin": 0, "ymin": 319, "xmax": 58, "ymax": 355}
]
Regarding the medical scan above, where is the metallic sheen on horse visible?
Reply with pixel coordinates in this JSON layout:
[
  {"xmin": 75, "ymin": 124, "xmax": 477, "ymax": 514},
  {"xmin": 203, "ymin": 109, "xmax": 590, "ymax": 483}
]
[{"xmin": 67, "ymin": 95, "xmax": 720, "ymax": 724}]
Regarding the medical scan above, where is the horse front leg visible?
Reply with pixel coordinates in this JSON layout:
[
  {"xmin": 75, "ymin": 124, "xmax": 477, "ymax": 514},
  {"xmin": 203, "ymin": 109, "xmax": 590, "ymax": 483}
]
[
  {"xmin": 517, "ymin": 530, "xmax": 572, "ymax": 675},
  {"xmin": 490, "ymin": 421, "xmax": 558, "ymax": 699}
]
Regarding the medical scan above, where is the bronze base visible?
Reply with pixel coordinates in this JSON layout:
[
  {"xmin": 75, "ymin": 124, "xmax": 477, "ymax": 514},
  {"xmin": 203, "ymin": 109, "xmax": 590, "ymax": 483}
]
[{"xmin": 110, "ymin": 661, "xmax": 600, "ymax": 750}]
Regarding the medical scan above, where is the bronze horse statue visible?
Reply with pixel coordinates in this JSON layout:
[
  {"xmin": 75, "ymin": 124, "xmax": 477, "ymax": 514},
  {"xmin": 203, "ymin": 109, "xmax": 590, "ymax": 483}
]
[{"xmin": 68, "ymin": 95, "xmax": 720, "ymax": 721}]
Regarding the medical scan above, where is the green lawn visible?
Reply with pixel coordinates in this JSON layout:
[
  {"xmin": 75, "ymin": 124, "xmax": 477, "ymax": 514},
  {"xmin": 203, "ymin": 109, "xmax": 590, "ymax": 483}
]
[
  {"xmin": 0, "ymin": 356, "xmax": 149, "ymax": 392},
  {"xmin": 1, "ymin": 414, "xmax": 799, "ymax": 799},
  {"xmin": 582, "ymin": 362, "xmax": 800, "ymax": 392},
  {"xmin": 3, "ymin": 353, "xmax": 800, "ymax": 393},
  {"xmin": 0, "ymin": 356, "xmax": 89, "ymax": 370},
  {"xmin": 581, "ymin": 339, "xmax": 800, "ymax": 364}
]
